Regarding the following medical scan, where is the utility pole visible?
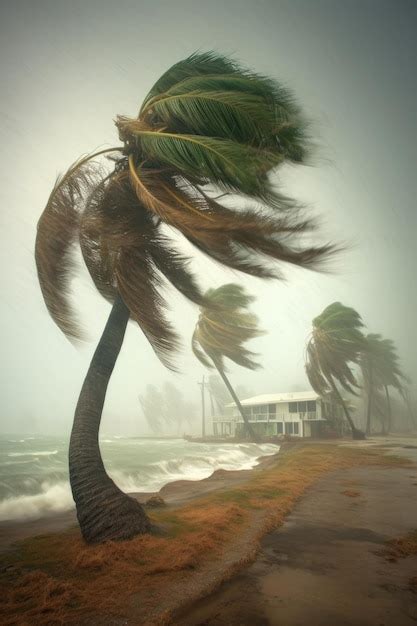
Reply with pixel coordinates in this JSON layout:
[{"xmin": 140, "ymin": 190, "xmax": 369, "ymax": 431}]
[{"xmin": 198, "ymin": 375, "xmax": 206, "ymax": 438}]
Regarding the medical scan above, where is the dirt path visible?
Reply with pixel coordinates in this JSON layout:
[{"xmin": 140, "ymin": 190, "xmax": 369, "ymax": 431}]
[{"xmin": 176, "ymin": 447, "xmax": 417, "ymax": 626}]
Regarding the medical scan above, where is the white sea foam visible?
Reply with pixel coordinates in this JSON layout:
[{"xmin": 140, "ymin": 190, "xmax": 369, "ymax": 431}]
[
  {"xmin": 0, "ymin": 482, "xmax": 73, "ymax": 521},
  {"xmin": 7, "ymin": 450, "xmax": 58, "ymax": 457},
  {"xmin": 0, "ymin": 441, "xmax": 279, "ymax": 522}
]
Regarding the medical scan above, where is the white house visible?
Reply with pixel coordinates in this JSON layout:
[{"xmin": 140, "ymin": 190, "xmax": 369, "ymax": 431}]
[{"xmin": 212, "ymin": 391, "xmax": 342, "ymax": 438}]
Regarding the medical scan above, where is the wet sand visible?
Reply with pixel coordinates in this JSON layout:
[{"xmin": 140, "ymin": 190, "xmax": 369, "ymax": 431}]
[{"xmin": 176, "ymin": 444, "xmax": 417, "ymax": 626}]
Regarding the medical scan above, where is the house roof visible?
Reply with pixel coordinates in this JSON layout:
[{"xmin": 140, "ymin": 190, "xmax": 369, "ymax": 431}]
[{"xmin": 225, "ymin": 391, "xmax": 320, "ymax": 408}]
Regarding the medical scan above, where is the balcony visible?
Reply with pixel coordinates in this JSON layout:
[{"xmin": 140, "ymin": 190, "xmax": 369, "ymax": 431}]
[{"xmin": 299, "ymin": 412, "xmax": 318, "ymax": 420}]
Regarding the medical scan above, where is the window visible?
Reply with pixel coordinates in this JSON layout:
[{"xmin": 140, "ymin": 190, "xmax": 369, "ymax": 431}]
[
  {"xmin": 298, "ymin": 401, "xmax": 307, "ymax": 413},
  {"xmin": 285, "ymin": 422, "xmax": 294, "ymax": 435},
  {"xmin": 307, "ymin": 400, "xmax": 316, "ymax": 412},
  {"xmin": 293, "ymin": 423, "xmax": 299, "ymax": 435},
  {"xmin": 259, "ymin": 405, "xmax": 268, "ymax": 414},
  {"xmin": 268, "ymin": 404, "xmax": 276, "ymax": 417},
  {"xmin": 276, "ymin": 422, "xmax": 283, "ymax": 434},
  {"xmin": 289, "ymin": 402, "xmax": 298, "ymax": 413}
]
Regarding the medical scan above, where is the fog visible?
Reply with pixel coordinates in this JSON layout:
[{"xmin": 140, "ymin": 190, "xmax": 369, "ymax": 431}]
[{"xmin": 0, "ymin": 0, "xmax": 415, "ymax": 435}]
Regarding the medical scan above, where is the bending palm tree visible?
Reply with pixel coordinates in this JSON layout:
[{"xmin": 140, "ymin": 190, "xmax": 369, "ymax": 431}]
[
  {"xmin": 305, "ymin": 302, "xmax": 366, "ymax": 440},
  {"xmin": 192, "ymin": 284, "xmax": 262, "ymax": 442},
  {"xmin": 36, "ymin": 51, "xmax": 334, "ymax": 543},
  {"xmin": 360, "ymin": 335, "xmax": 406, "ymax": 434}
]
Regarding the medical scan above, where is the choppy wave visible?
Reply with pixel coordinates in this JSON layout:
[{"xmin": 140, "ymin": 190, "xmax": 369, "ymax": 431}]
[{"xmin": 0, "ymin": 439, "xmax": 279, "ymax": 522}]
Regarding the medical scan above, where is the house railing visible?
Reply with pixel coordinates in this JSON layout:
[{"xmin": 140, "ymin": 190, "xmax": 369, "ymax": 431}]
[{"xmin": 299, "ymin": 412, "xmax": 318, "ymax": 420}]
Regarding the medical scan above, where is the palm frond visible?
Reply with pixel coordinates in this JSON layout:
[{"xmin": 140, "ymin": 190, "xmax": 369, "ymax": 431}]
[
  {"xmin": 144, "ymin": 89, "xmax": 275, "ymax": 144},
  {"xmin": 35, "ymin": 158, "xmax": 102, "ymax": 341},
  {"xmin": 118, "ymin": 122, "xmax": 281, "ymax": 195},
  {"xmin": 192, "ymin": 284, "xmax": 263, "ymax": 371},
  {"xmin": 306, "ymin": 302, "xmax": 365, "ymax": 397},
  {"xmin": 140, "ymin": 52, "xmax": 244, "ymax": 111},
  {"xmin": 140, "ymin": 51, "xmax": 309, "ymax": 162},
  {"xmin": 128, "ymin": 165, "xmax": 336, "ymax": 279},
  {"xmin": 115, "ymin": 245, "xmax": 180, "ymax": 370}
]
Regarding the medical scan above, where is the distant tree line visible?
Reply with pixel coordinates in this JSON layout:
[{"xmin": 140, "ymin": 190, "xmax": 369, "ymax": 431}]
[{"xmin": 139, "ymin": 383, "xmax": 197, "ymax": 435}]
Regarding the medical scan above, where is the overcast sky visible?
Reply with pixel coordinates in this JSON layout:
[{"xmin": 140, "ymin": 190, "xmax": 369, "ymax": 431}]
[{"xmin": 0, "ymin": 0, "xmax": 416, "ymax": 435}]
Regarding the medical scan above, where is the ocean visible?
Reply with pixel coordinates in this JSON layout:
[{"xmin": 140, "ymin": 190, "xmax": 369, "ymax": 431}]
[{"xmin": 0, "ymin": 435, "xmax": 279, "ymax": 522}]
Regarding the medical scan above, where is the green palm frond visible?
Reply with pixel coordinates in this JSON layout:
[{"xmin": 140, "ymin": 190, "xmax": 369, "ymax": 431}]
[
  {"xmin": 192, "ymin": 283, "xmax": 263, "ymax": 371},
  {"xmin": 305, "ymin": 302, "xmax": 366, "ymax": 396},
  {"xmin": 140, "ymin": 52, "xmax": 308, "ymax": 161},
  {"xmin": 143, "ymin": 90, "xmax": 275, "ymax": 144},
  {"xmin": 118, "ymin": 122, "xmax": 281, "ymax": 196},
  {"xmin": 140, "ymin": 52, "xmax": 240, "ymax": 109}
]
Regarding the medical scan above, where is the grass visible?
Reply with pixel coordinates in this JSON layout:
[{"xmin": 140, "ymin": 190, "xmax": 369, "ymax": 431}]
[{"xmin": 0, "ymin": 443, "xmax": 412, "ymax": 625}]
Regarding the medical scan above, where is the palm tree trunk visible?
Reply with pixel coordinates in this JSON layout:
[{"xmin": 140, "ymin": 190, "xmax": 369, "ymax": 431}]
[
  {"xmin": 212, "ymin": 358, "xmax": 259, "ymax": 443},
  {"xmin": 365, "ymin": 366, "xmax": 373, "ymax": 435},
  {"xmin": 199, "ymin": 375, "xmax": 206, "ymax": 438},
  {"xmin": 384, "ymin": 385, "xmax": 391, "ymax": 434},
  {"xmin": 208, "ymin": 389, "xmax": 215, "ymax": 417},
  {"xmin": 69, "ymin": 294, "xmax": 150, "ymax": 544},
  {"xmin": 328, "ymin": 377, "xmax": 365, "ymax": 440}
]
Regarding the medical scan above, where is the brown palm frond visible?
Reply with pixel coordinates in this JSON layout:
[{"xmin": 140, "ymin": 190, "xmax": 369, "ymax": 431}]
[
  {"xmin": 147, "ymin": 236, "xmax": 205, "ymax": 307},
  {"xmin": 79, "ymin": 176, "xmax": 118, "ymax": 303},
  {"xmin": 35, "ymin": 159, "xmax": 104, "ymax": 341},
  {"xmin": 116, "ymin": 246, "xmax": 180, "ymax": 370},
  {"xmin": 80, "ymin": 171, "xmax": 182, "ymax": 368},
  {"xmin": 191, "ymin": 329, "xmax": 213, "ymax": 369},
  {"xmin": 128, "ymin": 164, "xmax": 335, "ymax": 278}
]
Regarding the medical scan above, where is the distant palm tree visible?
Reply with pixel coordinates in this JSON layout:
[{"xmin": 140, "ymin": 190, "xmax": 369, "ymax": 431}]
[
  {"xmin": 192, "ymin": 284, "xmax": 263, "ymax": 442},
  {"xmin": 36, "ymin": 51, "xmax": 334, "ymax": 543},
  {"xmin": 305, "ymin": 302, "xmax": 366, "ymax": 439},
  {"xmin": 360, "ymin": 335, "xmax": 406, "ymax": 434}
]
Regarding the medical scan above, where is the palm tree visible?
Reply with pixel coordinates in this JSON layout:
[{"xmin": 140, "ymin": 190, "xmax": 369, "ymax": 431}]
[
  {"xmin": 192, "ymin": 284, "xmax": 263, "ymax": 442},
  {"xmin": 305, "ymin": 302, "xmax": 366, "ymax": 440},
  {"xmin": 360, "ymin": 334, "xmax": 384, "ymax": 435},
  {"xmin": 35, "ymin": 51, "xmax": 334, "ymax": 543},
  {"xmin": 208, "ymin": 375, "xmax": 233, "ymax": 415},
  {"xmin": 361, "ymin": 335, "xmax": 406, "ymax": 434}
]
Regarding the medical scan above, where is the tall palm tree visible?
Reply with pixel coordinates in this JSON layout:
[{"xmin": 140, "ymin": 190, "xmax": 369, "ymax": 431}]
[
  {"xmin": 36, "ymin": 51, "xmax": 334, "ymax": 543},
  {"xmin": 361, "ymin": 335, "xmax": 406, "ymax": 434},
  {"xmin": 192, "ymin": 284, "xmax": 262, "ymax": 442},
  {"xmin": 305, "ymin": 302, "xmax": 366, "ymax": 440},
  {"xmin": 360, "ymin": 334, "xmax": 385, "ymax": 435}
]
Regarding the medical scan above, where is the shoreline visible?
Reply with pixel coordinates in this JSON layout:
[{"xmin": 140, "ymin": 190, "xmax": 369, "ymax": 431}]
[
  {"xmin": 0, "ymin": 445, "xmax": 281, "ymax": 551},
  {"xmin": 1, "ymin": 439, "xmax": 415, "ymax": 625}
]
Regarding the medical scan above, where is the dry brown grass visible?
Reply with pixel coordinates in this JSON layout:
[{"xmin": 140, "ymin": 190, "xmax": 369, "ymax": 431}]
[{"xmin": 0, "ymin": 444, "xmax": 411, "ymax": 625}]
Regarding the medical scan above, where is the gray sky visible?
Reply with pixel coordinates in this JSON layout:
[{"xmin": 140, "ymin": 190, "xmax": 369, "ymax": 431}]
[{"xmin": 1, "ymin": 0, "xmax": 416, "ymax": 435}]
